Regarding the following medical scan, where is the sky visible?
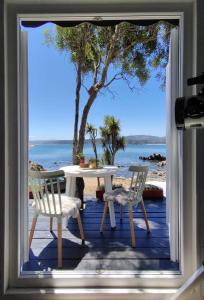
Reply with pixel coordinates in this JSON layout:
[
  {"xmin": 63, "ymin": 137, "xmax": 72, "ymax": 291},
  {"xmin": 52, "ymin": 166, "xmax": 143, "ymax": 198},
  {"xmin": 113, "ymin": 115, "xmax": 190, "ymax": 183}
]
[{"xmin": 25, "ymin": 23, "xmax": 167, "ymax": 141}]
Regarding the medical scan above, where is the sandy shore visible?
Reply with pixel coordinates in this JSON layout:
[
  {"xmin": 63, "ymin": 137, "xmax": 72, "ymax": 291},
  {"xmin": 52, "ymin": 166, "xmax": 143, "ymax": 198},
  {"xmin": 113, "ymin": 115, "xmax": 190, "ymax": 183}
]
[{"xmin": 84, "ymin": 170, "xmax": 166, "ymax": 196}]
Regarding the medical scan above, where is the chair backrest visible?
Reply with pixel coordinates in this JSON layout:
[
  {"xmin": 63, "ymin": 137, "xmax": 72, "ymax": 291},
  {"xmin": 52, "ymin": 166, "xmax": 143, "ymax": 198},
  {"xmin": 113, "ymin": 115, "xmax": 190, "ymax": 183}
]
[
  {"xmin": 29, "ymin": 170, "xmax": 65, "ymax": 215},
  {"xmin": 128, "ymin": 165, "xmax": 148, "ymax": 203}
]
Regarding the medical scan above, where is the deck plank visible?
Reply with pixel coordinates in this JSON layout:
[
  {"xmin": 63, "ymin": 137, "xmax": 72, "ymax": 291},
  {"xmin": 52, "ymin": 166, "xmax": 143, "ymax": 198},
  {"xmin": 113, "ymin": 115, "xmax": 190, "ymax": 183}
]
[
  {"xmin": 25, "ymin": 197, "xmax": 179, "ymax": 272},
  {"xmin": 30, "ymin": 247, "xmax": 170, "ymax": 260},
  {"xmin": 23, "ymin": 258, "xmax": 179, "ymax": 271},
  {"xmin": 30, "ymin": 237, "xmax": 170, "ymax": 248}
]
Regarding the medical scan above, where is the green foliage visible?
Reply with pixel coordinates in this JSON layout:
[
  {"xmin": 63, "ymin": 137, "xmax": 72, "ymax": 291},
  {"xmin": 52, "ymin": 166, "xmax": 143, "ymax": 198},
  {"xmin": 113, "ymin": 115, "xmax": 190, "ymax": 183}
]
[
  {"xmin": 76, "ymin": 152, "xmax": 85, "ymax": 160},
  {"xmin": 44, "ymin": 21, "xmax": 173, "ymax": 164},
  {"xmin": 86, "ymin": 123, "xmax": 98, "ymax": 166},
  {"xmin": 45, "ymin": 21, "xmax": 173, "ymax": 88},
  {"xmin": 88, "ymin": 157, "xmax": 99, "ymax": 164},
  {"xmin": 86, "ymin": 123, "xmax": 97, "ymax": 136},
  {"xmin": 102, "ymin": 149, "xmax": 112, "ymax": 165},
  {"xmin": 100, "ymin": 115, "xmax": 126, "ymax": 165}
]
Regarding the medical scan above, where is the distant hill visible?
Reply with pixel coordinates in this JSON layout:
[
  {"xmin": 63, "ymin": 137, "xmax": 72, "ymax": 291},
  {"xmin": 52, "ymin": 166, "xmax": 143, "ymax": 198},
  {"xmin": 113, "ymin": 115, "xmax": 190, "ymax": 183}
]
[
  {"xmin": 124, "ymin": 135, "xmax": 166, "ymax": 144},
  {"xmin": 30, "ymin": 135, "xmax": 166, "ymax": 145}
]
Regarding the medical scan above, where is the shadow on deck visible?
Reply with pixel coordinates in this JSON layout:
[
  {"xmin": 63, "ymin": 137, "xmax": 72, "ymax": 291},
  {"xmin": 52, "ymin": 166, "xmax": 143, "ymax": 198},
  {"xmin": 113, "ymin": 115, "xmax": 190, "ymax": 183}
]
[{"xmin": 23, "ymin": 196, "xmax": 179, "ymax": 272}]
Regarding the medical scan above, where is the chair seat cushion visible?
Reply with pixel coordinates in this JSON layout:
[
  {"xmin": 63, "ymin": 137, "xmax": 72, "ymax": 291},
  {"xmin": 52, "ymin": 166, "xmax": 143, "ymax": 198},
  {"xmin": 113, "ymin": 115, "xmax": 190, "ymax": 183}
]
[
  {"xmin": 104, "ymin": 188, "xmax": 142, "ymax": 206},
  {"xmin": 33, "ymin": 195, "xmax": 81, "ymax": 217}
]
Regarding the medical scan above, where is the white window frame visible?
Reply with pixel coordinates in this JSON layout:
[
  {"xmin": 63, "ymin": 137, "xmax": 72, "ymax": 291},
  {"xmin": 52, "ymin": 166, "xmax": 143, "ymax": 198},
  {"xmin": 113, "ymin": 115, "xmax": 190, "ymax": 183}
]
[{"xmin": 2, "ymin": 0, "xmax": 199, "ymax": 298}]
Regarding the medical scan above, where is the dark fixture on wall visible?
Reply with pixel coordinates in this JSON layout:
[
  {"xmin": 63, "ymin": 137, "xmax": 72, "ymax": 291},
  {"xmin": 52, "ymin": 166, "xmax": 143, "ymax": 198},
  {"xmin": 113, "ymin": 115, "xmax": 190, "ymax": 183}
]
[{"xmin": 175, "ymin": 73, "xmax": 204, "ymax": 129}]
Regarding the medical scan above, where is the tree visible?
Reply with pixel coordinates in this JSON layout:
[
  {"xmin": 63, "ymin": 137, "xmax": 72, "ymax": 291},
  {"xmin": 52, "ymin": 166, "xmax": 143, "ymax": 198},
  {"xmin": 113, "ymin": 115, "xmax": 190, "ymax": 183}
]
[
  {"xmin": 86, "ymin": 123, "xmax": 100, "ymax": 187},
  {"xmin": 86, "ymin": 123, "xmax": 98, "ymax": 166},
  {"xmin": 44, "ymin": 21, "xmax": 173, "ymax": 163},
  {"xmin": 100, "ymin": 115, "xmax": 126, "ymax": 165}
]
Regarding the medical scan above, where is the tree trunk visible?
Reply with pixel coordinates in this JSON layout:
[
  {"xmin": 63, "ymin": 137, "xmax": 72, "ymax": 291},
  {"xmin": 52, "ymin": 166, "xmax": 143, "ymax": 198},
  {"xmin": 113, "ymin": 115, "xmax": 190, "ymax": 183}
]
[
  {"xmin": 74, "ymin": 29, "xmax": 119, "ymax": 206},
  {"xmin": 78, "ymin": 91, "xmax": 98, "ymax": 154},
  {"xmin": 111, "ymin": 153, "xmax": 115, "ymax": 165},
  {"xmin": 72, "ymin": 65, "xmax": 82, "ymax": 164},
  {"xmin": 72, "ymin": 65, "xmax": 84, "ymax": 208}
]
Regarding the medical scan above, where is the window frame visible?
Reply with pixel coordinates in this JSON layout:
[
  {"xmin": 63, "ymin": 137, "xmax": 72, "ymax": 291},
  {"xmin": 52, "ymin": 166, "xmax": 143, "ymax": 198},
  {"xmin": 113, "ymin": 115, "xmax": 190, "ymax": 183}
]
[{"xmin": 2, "ymin": 0, "xmax": 198, "ymax": 298}]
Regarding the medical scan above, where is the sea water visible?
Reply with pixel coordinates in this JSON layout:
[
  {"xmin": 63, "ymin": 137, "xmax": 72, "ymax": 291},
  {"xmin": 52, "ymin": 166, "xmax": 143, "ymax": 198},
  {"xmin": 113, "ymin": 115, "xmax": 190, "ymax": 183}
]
[{"xmin": 29, "ymin": 143, "xmax": 166, "ymax": 178}]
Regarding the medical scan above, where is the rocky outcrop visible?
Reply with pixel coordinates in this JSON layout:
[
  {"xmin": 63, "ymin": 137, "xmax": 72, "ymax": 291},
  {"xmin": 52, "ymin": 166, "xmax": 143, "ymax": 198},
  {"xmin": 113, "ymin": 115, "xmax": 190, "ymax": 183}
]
[
  {"xmin": 139, "ymin": 153, "xmax": 166, "ymax": 162},
  {"xmin": 157, "ymin": 160, "xmax": 166, "ymax": 167},
  {"xmin": 29, "ymin": 161, "xmax": 46, "ymax": 171}
]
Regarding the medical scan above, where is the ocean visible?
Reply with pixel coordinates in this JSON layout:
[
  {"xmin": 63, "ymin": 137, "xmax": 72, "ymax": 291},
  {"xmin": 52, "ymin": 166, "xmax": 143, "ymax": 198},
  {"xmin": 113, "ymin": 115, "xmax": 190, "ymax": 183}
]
[{"xmin": 29, "ymin": 143, "xmax": 166, "ymax": 178}]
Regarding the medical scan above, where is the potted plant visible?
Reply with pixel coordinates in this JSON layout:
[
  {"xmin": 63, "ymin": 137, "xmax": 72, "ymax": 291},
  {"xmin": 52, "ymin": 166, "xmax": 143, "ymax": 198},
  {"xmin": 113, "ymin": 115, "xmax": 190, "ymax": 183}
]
[
  {"xmin": 96, "ymin": 184, "xmax": 105, "ymax": 201},
  {"xmin": 77, "ymin": 153, "xmax": 89, "ymax": 168},
  {"xmin": 76, "ymin": 152, "xmax": 85, "ymax": 164},
  {"xmin": 76, "ymin": 152, "xmax": 89, "ymax": 168},
  {"xmin": 89, "ymin": 157, "xmax": 99, "ymax": 169}
]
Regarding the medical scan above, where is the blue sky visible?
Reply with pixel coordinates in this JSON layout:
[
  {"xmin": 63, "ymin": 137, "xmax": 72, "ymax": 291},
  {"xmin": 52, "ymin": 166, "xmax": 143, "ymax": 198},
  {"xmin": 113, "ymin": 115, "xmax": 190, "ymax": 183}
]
[{"xmin": 25, "ymin": 23, "xmax": 166, "ymax": 141}]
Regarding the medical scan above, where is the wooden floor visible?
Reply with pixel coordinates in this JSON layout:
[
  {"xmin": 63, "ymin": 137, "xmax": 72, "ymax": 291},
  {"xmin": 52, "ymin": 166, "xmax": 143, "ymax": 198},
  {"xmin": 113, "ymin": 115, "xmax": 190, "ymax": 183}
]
[{"xmin": 23, "ymin": 196, "xmax": 179, "ymax": 272}]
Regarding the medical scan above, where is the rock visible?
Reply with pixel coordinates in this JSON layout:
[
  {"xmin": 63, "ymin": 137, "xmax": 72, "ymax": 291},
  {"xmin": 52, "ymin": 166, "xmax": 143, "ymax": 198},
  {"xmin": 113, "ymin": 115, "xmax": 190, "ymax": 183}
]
[
  {"xmin": 29, "ymin": 161, "xmax": 46, "ymax": 171},
  {"xmin": 157, "ymin": 160, "xmax": 166, "ymax": 167},
  {"xmin": 139, "ymin": 153, "xmax": 166, "ymax": 162}
]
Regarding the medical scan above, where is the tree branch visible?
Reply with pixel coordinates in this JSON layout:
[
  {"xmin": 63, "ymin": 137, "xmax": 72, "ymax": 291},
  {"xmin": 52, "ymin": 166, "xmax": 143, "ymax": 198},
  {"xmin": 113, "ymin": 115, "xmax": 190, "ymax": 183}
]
[
  {"xmin": 93, "ymin": 62, "xmax": 98, "ymax": 85},
  {"xmin": 121, "ymin": 73, "xmax": 135, "ymax": 91},
  {"xmin": 113, "ymin": 27, "xmax": 172, "ymax": 59},
  {"xmin": 103, "ymin": 73, "xmax": 123, "ymax": 88}
]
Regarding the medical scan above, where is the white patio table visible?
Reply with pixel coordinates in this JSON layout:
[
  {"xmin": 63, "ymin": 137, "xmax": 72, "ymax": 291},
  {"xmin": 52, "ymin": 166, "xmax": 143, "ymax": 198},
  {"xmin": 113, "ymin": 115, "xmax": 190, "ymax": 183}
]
[{"xmin": 60, "ymin": 165, "xmax": 117, "ymax": 228}]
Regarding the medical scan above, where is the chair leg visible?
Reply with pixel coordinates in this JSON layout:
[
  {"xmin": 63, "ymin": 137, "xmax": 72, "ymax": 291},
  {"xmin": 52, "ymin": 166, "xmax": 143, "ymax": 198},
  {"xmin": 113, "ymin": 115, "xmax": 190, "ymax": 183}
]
[
  {"xmin": 29, "ymin": 216, "xmax": 38, "ymax": 248},
  {"xmin": 50, "ymin": 217, "xmax": 53, "ymax": 232},
  {"xmin": 77, "ymin": 212, "xmax": 85, "ymax": 243},
  {"xmin": 128, "ymin": 205, "xmax": 136, "ymax": 248},
  {"xmin": 120, "ymin": 204, "xmax": 123, "ymax": 223},
  {"xmin": 57, "ymin": 221, "xmax": 62, "ymax": 269},
  {"xmin": 140, "ymin": 199, "xmax": 150, "ymax": 233},
  {"xmin": 100, "ymin": 201, "xmax": 108, "ymax": 233}
]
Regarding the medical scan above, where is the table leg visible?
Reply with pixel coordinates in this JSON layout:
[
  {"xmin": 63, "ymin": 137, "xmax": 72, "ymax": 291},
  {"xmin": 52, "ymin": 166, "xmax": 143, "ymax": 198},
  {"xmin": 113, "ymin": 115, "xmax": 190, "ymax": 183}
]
[
  {"xmin": 66, "ymin": 176, "xmax": 76, "ymax": 197},
  {"xmin": 104, "ymin": 176, "xmax": 116, "ymax": 229}
]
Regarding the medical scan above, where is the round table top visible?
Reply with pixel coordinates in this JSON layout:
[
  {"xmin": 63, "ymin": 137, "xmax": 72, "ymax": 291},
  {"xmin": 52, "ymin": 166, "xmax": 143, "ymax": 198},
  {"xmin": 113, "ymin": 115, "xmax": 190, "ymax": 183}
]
[{"xmin": 60, "ymin": 165, "xmax": 117, "ymax": 178}]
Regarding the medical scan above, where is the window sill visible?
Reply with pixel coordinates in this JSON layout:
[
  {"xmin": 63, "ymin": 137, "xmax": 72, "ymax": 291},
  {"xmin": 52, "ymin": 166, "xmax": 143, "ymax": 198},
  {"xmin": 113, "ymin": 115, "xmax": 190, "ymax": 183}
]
[{"xmin": 6, "ymin": 287, "xmax": 177, "ymax": 300}]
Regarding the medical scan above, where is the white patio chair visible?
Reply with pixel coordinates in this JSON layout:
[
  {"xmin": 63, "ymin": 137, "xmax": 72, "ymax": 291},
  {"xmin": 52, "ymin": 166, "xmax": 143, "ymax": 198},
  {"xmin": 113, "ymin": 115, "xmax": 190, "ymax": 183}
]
[
  {"xmin": 29, "ymin": 170, "xmax": 85, "ymax": 268},
  {"xmin": 100, "ymin": 166, "xmax": 150, "ymax": 247}
]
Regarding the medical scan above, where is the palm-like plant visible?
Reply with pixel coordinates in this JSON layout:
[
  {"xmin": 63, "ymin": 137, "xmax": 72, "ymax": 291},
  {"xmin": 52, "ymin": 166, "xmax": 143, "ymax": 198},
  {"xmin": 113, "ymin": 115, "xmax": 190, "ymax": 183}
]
[
  {"xmin": 86, "ymin": 123, "xmax": 100, "ymax": 187},
  {"xmin": 86, "ymin": 123, "xmax": 98, "ymax": 165},
  {"xmin": 100, "ymin": 115, "xmax": 126, "ymax": 165}
]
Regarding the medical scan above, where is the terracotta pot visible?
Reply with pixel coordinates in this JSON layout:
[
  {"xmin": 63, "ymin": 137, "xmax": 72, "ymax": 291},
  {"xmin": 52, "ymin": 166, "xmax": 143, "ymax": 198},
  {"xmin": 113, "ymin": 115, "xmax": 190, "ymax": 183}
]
[
  {"xmin": 96, "ymin": 189, "xmax": 105, "ymax": 201},
  {"xmin": 80, "ymin": 162, "xmax": 89, "ymax": 168},
  {"xmin": 29, "ymin": 191, "xmax": 34, "ymax": 199},
  {"xmin": 89, "ymin": 162, "xmax": 97, "ymax": 169},
  {"xmin": 142, "ymin": 189, "xmax": 163, "ymax": 199}
]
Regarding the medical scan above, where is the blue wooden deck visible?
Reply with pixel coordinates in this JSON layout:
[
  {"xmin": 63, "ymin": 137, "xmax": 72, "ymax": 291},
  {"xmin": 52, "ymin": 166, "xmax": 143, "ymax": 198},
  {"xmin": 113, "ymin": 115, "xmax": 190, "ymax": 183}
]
[{"xmin": 23, "ymin": 196, "xmax": 179, "ymax": 271}]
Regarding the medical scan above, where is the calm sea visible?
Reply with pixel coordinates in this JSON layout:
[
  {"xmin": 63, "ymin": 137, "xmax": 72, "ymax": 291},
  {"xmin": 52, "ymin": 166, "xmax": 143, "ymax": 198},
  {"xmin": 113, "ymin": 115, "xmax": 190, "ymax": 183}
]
[{"xmin": 29, "ymin": 143, "xmax": 166, "ymax": 178}]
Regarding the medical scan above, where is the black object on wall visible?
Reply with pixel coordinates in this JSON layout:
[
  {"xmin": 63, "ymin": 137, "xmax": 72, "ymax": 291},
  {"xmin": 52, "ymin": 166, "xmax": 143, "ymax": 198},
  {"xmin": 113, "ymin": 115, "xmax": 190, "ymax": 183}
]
[{"xmin": 21, "ymin": 19, "xmax": 179, "ymax": 28}]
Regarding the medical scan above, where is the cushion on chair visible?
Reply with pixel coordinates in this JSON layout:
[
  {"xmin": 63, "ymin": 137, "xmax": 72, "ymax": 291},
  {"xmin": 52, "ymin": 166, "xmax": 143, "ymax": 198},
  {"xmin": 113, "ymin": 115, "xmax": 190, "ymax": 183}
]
[
  {"xmin": 104, "ymin": 188, "xmax": 142, "ymax": 206},
  {"xmin": 33, "ymin": 195, "xmax": 81, "ymax": 217}
]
